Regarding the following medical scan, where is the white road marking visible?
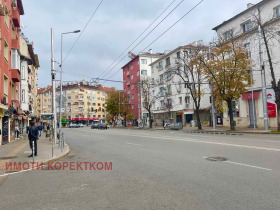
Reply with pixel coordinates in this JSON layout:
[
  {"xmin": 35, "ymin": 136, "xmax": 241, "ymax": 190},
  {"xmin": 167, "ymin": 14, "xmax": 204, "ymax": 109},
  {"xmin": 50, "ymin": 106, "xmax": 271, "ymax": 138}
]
[
  {"xmin": 0, "ymin": 164, "xmax": 46, "ymax": 177},
  {"xmin": 114, "ymin": 133, "xmax": 280, "ymax": 152},
  {"xmin": 125, "ymin": 142, "xmax": 142, "ymax": 146},
  {"xmin": 202, "ymin": 156, "xmax": 272, "ymax": 171},
  {"xmin": 224, "ymin": 161, "xmax": 272, "ymax": 171}
]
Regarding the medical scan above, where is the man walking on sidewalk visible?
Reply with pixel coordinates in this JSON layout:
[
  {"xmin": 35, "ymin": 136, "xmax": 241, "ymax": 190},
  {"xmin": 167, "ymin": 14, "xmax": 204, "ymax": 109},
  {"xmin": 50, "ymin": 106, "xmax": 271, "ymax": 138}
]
[
  {"xmin": 38, "ymin": 124, "xmax": 43, "ymax": 137},
  {"xmin": 28, "ymin": 122, "xmax": 39, "ymax": 157}
]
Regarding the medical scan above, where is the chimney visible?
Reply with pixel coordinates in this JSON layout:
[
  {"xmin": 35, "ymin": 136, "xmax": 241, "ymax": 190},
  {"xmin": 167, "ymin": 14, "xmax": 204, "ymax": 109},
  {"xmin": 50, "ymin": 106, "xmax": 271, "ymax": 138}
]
[
  {"xmin": 247, "ymin": 3, "xmax": 255, "ymax": 9},
  {"xmin": 149, "ymin": 49, "xmax": 152, "ymax": 54}
]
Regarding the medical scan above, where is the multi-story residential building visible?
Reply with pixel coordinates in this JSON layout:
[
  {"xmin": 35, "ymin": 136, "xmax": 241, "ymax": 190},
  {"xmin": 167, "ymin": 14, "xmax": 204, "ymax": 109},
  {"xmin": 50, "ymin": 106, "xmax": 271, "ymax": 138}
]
[
  {"xmin": 19, "ymin": 34, "xmax": 39, "ymax": 133},
  {"xmin": 0, "ymin": 0, "xmax": 24, "ymax": 144},
  {"xmin": 213, "ymin": 0, "xmax": 280, "ymax": 128},
  {"xmin": 38, "ymin": 81, "xmax": 114, "ymax": 126},
  {"xmin": 150, "ymin": 42, "xmax": 211, "ymax": 126},
  {"xmin": 122, "ymin": 51, "xmax": 162, "ymax": 124}
]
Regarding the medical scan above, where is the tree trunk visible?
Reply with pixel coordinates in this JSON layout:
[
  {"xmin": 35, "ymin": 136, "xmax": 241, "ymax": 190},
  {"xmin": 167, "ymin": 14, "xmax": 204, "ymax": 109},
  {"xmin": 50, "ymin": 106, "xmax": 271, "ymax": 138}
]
[
  {"xmin": 195, "ymin": 107, "xmax": 202, "ymax": 130},
  {"xmin": 149, "ymin": 110, "xmax": 152, "ymax": 128},
  {"xmin": 227, "ymin": 100, "xmax": 235, "ymax": 131},
  {"xmin": 278, "ymin": 105, "xmax": 280, "ymax": 131}
]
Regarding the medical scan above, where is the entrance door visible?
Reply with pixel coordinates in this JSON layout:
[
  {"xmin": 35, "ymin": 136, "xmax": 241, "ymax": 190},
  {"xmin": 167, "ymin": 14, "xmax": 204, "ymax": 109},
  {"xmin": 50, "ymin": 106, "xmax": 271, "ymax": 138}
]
[
  {"xmin": 185, "ymin": 114, "xmax": 193, "ymax": 123},
  {"xmin": 2, "ymin": 117, "xmax": 9, "ymax": 144},
  {"xmin": 248, "ymin": 100, "xmax": 257, "ymax": 128}
]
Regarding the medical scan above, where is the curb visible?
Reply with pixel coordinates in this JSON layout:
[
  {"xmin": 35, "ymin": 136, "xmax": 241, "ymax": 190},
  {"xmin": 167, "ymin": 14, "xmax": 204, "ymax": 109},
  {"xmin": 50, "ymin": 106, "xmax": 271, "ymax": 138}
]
[{"xmin": 41, "ymin": 142, "xmax": 71, "ymax": 165}]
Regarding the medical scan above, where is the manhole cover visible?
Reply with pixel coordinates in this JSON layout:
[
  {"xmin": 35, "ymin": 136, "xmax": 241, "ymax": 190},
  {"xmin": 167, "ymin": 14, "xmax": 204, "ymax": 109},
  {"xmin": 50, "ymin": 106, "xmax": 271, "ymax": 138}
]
[
  {"xmin": 0, "ymin": 156, "xmax": 18, "ymax": 160},
  {"xmin": 205, "ymin": 157, "xmax": 227, "ymax": 161}
]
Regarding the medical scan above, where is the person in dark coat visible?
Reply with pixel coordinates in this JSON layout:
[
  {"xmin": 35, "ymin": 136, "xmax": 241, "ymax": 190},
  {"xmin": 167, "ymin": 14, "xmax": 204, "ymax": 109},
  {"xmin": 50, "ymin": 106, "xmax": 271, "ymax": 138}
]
[{"xmin": 28, "ymin": 122, "xmax": 39, "ymax": 157}]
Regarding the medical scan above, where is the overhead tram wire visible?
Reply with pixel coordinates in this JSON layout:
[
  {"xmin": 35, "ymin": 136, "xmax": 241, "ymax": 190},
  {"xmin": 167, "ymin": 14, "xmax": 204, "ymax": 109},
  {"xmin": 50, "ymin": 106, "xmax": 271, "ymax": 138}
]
[
  {"xmin": 105, "ymin": 0, "xmax": 205, "ymax": 81},
  {"xmin": 99, "ymin": 0, "xmax": 186, "ymax": 81},
  {"xmin": 62, "ymin": 0, "xmax": 104, "ymax": 64},
  {"xmin": 96, "ymin": 0, "xmax": 177, "ymax": 79}
]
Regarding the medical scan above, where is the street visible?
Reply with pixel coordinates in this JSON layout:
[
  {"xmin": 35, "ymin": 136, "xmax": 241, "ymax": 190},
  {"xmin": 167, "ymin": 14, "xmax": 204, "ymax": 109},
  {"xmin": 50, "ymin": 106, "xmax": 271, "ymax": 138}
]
[{"xmin": 0, "ymin": 128, "xmax": 280, "ymax": 209}]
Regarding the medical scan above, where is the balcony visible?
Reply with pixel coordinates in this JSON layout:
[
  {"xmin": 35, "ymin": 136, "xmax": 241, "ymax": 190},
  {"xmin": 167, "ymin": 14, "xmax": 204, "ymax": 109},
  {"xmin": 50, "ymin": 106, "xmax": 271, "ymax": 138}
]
[
  {"xmin": 12, "ymin": 7, "xmax": 20, "ymax": 27},
  {"xmin": 126, "ymin": 81, "xmax": 130, "ymax": 86},
  {"xmin": 79, "ymin": 105, "xmax": 84, "ymax": 108},
  {"xmin": 78, "ymin": 91, "xmax": 84, "ymax": 95},
  {"xmin": 126, "ymin": 71, "xmax": 129, "ymax": 76},
  {"xmin": 78, "ymin": 98, "xmax": 84, "ymax": 101},
  {"xmin": 11, "ymin": 69, "xmax": 20, "ymax": 82}
]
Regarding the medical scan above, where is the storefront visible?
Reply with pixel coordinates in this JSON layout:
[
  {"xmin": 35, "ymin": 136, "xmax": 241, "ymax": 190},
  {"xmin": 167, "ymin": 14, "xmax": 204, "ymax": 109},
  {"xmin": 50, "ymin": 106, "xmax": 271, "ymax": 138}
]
[{"xmin": 184, "ymin": 110, "xmax": 194, "ymax": 124}]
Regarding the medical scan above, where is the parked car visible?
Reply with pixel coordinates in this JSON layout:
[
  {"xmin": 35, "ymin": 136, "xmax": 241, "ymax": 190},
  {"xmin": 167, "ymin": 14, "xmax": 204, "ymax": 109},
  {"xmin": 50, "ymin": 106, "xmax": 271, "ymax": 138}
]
[
  {"xmin": 79, "ymin": 124, "xmax": 84, "ymax": 127},
  {"xmin": 91, "ymin": 123, "xmax": 99, "ymax": 129},
  {"xmin": 69, "ymin": 123, "xmax": 79, "ymax": 128},
  {"xmin": 169, "ymin": 122, "xmax": 183, "ymax": 130},
  {"xmin": 98, "ymin": 123, "xmax": 108, "ymax": 129}
]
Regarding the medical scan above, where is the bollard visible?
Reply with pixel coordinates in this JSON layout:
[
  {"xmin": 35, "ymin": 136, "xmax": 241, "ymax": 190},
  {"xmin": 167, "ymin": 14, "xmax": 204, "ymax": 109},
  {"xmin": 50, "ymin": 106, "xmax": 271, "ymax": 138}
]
[{"xmin": 32, "ymin": 141, "xmax": 35, "ymax": 163}]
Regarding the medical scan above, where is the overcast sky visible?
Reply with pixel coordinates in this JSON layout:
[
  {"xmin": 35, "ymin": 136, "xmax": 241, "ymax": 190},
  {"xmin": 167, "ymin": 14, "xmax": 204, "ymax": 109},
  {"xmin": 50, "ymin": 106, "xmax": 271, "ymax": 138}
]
[{"xmin": 21, "ymin": 0, "xmax": 260, "ymax": 89}]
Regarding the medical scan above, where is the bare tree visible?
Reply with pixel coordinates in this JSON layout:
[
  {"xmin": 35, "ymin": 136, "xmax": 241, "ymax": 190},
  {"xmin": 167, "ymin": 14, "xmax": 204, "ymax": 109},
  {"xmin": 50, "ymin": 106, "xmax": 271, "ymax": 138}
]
[
  {"xmin": 139, "ymin": 78, "xmax": 159, "ymax": 128},
  {"xmin": 167, "ymin": 42, "xmax": 209, "ymax": 130}
]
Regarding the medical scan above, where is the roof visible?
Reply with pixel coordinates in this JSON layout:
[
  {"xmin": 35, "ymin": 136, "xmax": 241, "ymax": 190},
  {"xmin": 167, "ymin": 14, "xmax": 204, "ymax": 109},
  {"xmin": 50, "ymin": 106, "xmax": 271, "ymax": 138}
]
[
  {"xmin": 212, "ymin": 0, "xmax": 268, "ymax": 31},
  {"xmin": 150, "ymin": 42, "xmax": 208, "ymax": 66},
  {"xmin": 121, "ymin": 52, "xmax": 163, "ymax": 69}
]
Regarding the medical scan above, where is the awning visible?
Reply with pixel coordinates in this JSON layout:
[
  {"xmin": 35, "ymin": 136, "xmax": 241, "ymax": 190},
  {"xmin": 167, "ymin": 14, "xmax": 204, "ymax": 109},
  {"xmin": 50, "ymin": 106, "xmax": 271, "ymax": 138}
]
[{"xmin": 241, "ymin": 91, "xmax": 260, "ymax": 100}]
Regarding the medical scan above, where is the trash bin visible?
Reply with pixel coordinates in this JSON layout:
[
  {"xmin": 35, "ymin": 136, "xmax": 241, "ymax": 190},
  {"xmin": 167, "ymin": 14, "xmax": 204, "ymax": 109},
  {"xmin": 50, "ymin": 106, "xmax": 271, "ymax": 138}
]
[{"xmin": 46, "ymin": 130, "xmax": 51, "ymax": 138}]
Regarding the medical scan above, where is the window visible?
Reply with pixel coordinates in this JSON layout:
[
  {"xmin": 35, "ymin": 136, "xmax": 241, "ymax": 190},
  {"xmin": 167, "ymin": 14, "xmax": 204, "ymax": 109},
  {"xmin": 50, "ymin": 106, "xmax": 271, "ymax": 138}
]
[
  {"xmin": 241, "ymin": 21, "xmax": 251, "ymax": 33},
  {"xmin": 132, "ymin": 85, "xmax": 134, "ymax": 90},
  {"xmin": 167, "ymin": 99, "xmax": 172, "ymax": 105},
  {"xmin": 44, "ymin": 99, "xmax": 47, "ymax": 103},
  {"xmin": 244, "ymin": 43, "xmax": 251, "ymax": 58},
  {"xmin": 87, "ymin": 96, "xmax": 91, "ymax": 99},
  {"xmin": 185, "ymin": 96, "xmax": 190, "ymax": 104},
  {"xmin": 93, "ymin": 103, "xmax": 96, "ymax": 106},
  {"xmin": 160, "ymin": 87, "xmax": 165, "ymax": 96},
  {"xmin": 67, "ymin": 90, "xmax": 71, "ymax": 94},
  {"xmin": 165, "ymin": 57, "xmax": 170, "ymax": 66},
  {"xmin": 75, "ymin": 95, "xmax": 78, "ymax": 99},
  {"xmin": 68, "ymin": 96, "xmax": 71, "ymax": 100},
  {"xmin": 92, "ymin": 91, "xmax": 95, "ymax": 94},
  {"xmin": 132, "ymin": 94, "xmax": 134, "ymax": 99},
  {"xmin": 98, "ymin": 103, "xmax": 101, "ymax": 106},
  {"xmin": 137, "ymin": 71, "xmax": 139, "ymax": 76},
  {"xmin": 97, "ymin": 97, "xmax": 100, "ymax": 100},
  {"xmin": 132, "ymin": 104, "xmax": 134, "ymax": 109},
  {"xmin": 159, "ymin": 74, "xmax": 164, "ymax": 82},
  {"xmin": 131, "ymin": 75, "xmax": 133, "ymax": 80},
  {"xmin": 4, "ymin": 75, "xmax": 8, "ymax": 96},
  {"xmin": 137, "ymin": 60, "xmax": 139, "ymax": 65},
  {"xmin": 158, "ymin": 61, "xmax": 163, "ymax": 69},
  {"xmin": 4, "ymin": 39, "xmax": 9, "ymax": 62},
  {"xmin": 74, "ymin": 89, "xmax": 78, "ymax": 93},
  {"xmin": 12, "ymin": 49, "xmax": 20, "ymax": 69},
  {"xmin": 141, "ymin": 59, "xmax": 147, "ymax": 64},
  {"xmin": 130, "ymin": 65, "xmax": 133, "ymax": 69},
  {"xmin": 166, "ymin": 72, "xmax": 171, "ymax": 80},
  {"xmin": 176, "ymin": 52, "xmax": 180, "ymax": 59},
  {"xmin": 141, "ymin": 70, "xmax": 147, "ymax": 75},
  {"xmin": 21, "ymin": 90, "xmax": 25, "ymax": 102},
  {"xmin": 223, "ymin": 30, "xmax": 233, "ymax": 40},
  {"xmin": 275, "ymin": 6, "xmax": 280, "ymax": 17},
  {"xmin": 4, "ymin": 6, "xmax": 9, "ymax": 28},
  {"xmin": 97, "ymin": 92, "xmax": 100, "ymax": 94},
  {"xmin": 179, "ymin": 97, "xmax": 182, "ymax": 105},
  {"xmin": 167, "ymin": 85, "xmax": 171, "ymax": 94},
  {"xmin": 160, "ymin": 100, "xmax": 164, "ymax": 107}
]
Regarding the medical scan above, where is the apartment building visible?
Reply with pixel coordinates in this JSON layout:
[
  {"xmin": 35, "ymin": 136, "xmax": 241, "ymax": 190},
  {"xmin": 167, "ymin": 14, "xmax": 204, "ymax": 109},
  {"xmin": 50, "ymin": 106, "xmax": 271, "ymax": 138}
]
[
  {"xmin": 150, "ymin": 42, "xmax": 211, "ymax": 126},
  {"xmin": 122, "ymin": 51, "xmax": 162, "ymax": 124},
  {"xmin": 0, "ymin": 0, "xmax": 24, "ymax": 144},
  {"xmin": 38, "ymin": 81, "xmax": 114, "ymax": 126},
  {"xmin": 213, "ymin": 0, "xmax": 280, "ymax": 128}
]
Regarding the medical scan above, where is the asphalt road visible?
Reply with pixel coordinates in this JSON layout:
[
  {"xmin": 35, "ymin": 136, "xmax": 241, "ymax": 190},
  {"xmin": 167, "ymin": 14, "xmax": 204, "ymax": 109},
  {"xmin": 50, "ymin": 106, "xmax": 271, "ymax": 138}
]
[{"xmin": 0, "ymin": 127, "xmax": 280, "ymax": 210}]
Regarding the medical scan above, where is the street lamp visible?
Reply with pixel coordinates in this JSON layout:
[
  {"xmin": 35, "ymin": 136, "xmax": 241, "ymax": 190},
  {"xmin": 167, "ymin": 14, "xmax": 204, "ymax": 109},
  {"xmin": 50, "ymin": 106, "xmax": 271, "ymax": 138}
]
[{"xmin": 59, "ymin": 30, "xmax": 80, "ymax": 135}]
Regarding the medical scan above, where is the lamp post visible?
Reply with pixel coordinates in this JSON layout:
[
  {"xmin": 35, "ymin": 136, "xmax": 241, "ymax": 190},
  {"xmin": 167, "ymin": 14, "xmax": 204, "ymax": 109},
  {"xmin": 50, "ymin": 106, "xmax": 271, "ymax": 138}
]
[{"xmin": 59, "ymin": 30, "xmax": 80, "ymax": 138}]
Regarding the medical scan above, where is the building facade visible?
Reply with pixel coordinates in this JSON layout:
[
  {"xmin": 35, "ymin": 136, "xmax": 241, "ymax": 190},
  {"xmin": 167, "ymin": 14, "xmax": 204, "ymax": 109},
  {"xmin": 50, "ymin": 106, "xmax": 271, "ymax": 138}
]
[
  {"xmin": 0, "ymin": 0, "xmax": 23, "ymax": 144},
  {"xmin": 150, "ymin": 43, "xmax": 211, "ymax": 126},
  {"xmin": 38, "ymin": 81, "xmax": 114, "ymax": 126},
  {"xmin": 122, "ymin": 51, "xmax": 162, "ymax": 123},
  {"xmin": 213, "ymin": 0, "xmax": 280, "ymax": 128}
]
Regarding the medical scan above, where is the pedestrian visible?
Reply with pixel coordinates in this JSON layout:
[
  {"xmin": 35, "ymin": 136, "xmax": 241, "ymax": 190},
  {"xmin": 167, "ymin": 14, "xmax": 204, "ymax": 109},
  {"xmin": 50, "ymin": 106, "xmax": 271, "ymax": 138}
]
[
  {"xmin": 47, "ymin": 124, "xmax": 50, "ymax": 130},
  {"xmin": 15, "ymin": 125, "xmax": 19, "ymax": 139},
  {"xmin": 26, "ymin": 125, "xmax": 29, "ymax": 134},
  {"xmin": 163, "ymin": 120, "xmax": 165, "ymax": 128},
  {"xmin": 28, "ymin": 122, "xmax": 39, "ymax": 157},
  {"xmin": 38, "ymin": 124, "xmax": 43, "ymax": 137}
]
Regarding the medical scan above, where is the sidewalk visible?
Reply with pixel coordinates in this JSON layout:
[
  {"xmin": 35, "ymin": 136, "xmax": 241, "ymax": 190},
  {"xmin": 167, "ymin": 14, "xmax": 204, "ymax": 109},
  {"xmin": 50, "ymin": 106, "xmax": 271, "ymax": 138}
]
[
  {"xmin": 0, "ymin": 134, "xmax": 70, "ymax": 177},
  {"xmin": 112, "ymin": 125, "xmax": 279, "ymax": 134}
]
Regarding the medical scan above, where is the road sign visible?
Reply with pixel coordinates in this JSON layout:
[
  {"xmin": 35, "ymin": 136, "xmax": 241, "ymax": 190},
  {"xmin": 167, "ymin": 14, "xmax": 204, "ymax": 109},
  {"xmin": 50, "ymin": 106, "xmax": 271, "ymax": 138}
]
[
  {"xmin": 41, "ymin": 114, "xmax": 54, "ymax": 120},
  {"xmin": 56, "ymin": 96, "xmax": 67, "ymax": 104}
]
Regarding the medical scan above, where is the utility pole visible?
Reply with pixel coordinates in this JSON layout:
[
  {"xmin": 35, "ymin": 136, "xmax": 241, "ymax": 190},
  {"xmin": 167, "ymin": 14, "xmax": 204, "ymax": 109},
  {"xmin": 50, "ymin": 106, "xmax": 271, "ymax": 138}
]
[
  {"xmin": 209, "ymin": 44, "xmax": 216, "ymax": 130},
  {"xmin": 51, "ymin": 28, "xmax": 57, "ymax": 148},
  {"xmin": 257, "ymin": 8, "xmax": 269, "ymax": 131}
]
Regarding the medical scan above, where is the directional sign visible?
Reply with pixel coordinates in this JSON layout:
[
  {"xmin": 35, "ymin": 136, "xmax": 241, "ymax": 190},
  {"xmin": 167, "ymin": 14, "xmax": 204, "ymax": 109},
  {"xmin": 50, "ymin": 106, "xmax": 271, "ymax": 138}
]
[
  {"xmin": 56, "ymin": 96, "xmax": 67, "ymax": 104},
  {"xmin": 41, "ymin": 114, "xmax": 54, "ymax": 120}
]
